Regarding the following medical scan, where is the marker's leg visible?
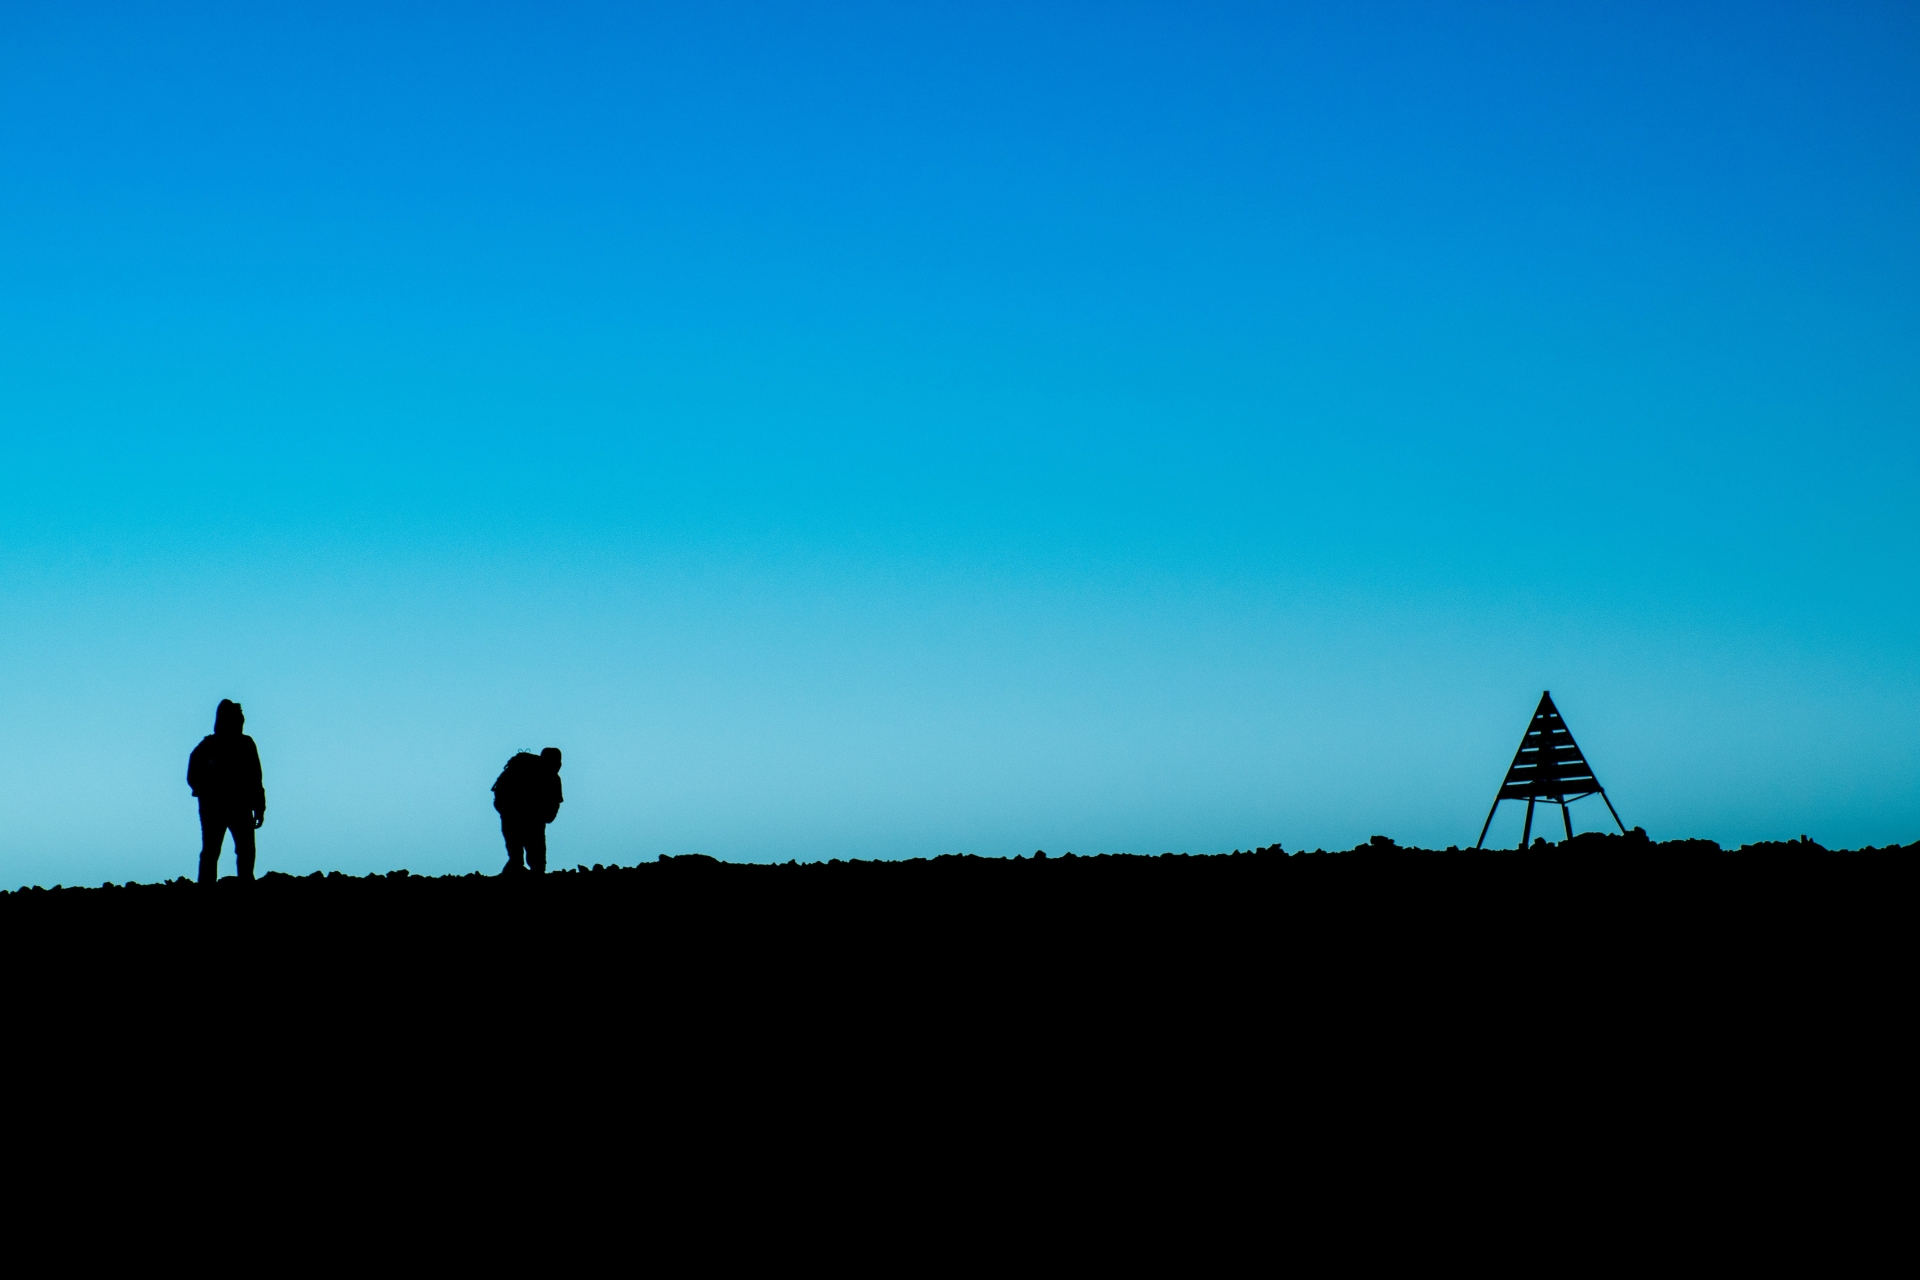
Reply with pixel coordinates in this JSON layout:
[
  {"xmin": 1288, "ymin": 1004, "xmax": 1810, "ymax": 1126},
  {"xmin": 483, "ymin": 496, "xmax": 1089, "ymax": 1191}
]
[
  {"xmin": 1475, "ymin": 795, "xmax": 1502, "ymax": 849},
  {"xmin": 1599, "ymin": 788, "xmax": 1627, "ymax": 835},
  {"xmin": 1520, "ymin": 798, "xmax": 1535, "ymax": 851},
  {"xmin": 1560, "ymin": 800, "xmax": 1573, "ymax": 842}
]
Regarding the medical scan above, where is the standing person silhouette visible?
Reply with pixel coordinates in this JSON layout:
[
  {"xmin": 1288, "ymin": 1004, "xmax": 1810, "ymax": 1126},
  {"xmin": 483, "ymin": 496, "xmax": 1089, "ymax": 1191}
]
[
  {"xmin": 187, "ymin": 699, "xmax": 266, "ymax": 885},
  {"xmin": 493, "ymin": 747, "xmax": 563, "ymax": 875}
]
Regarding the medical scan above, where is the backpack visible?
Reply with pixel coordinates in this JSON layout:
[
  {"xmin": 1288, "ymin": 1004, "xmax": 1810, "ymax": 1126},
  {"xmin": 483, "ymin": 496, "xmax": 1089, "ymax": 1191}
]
[{"xmin": 492, "ymin": 752, "xmax": 544, "ymax": 814}]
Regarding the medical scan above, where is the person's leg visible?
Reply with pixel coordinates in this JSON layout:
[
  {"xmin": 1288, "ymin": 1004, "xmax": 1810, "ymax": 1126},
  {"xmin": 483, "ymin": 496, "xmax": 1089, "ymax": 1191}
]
[
  {"xmin": 526, "ymin": 824, "xmax": 546, "ymax": 875},
  {"xmin": 501, "ymin": 817, "xmax": 525, "ymax": 873},
  {"xmin": 230, "ymin": 816, "xmax": 256, "ymax": 882},
  {"xmin": 199, "ymin": 806, "xmax": 225, "ymax": 885}
]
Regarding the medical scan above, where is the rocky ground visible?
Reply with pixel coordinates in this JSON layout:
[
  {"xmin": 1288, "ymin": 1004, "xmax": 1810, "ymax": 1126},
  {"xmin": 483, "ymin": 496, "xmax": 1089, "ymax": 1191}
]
[
  {"xmin": 7, "ymin": 831, "xmax": 1908, "ymax": 989},
  {"xmin": 6, "ymin": 831, "xmax": 1904, "ymax": 1155}
]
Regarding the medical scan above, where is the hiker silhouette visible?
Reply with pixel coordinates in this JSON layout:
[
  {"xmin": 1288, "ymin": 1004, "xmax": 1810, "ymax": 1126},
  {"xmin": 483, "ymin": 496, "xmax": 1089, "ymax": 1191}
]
[
  {"xmin": 493, "ymin": 747, "xmax": 563, "ymax": 875},
  {"xmin": 187, "ymin": 699, "xmax": 265, "ymax": 884}
]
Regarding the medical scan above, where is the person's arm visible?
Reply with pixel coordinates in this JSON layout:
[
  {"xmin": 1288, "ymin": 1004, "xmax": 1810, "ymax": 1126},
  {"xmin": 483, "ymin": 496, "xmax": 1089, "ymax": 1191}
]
[
  {"xmin": 187, "ymin": 741, "xmax": 204, "ymax": 797},
  {"xmin": 248, "ymin": 739, "xmax": 266, "ymax": 828}
]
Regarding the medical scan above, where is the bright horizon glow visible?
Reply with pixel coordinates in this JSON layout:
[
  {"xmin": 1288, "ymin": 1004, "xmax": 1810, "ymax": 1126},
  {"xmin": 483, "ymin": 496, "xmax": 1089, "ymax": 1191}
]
[{"xmin": 3, "ymin": 2, "xmax": 1917, "ymax": 886}]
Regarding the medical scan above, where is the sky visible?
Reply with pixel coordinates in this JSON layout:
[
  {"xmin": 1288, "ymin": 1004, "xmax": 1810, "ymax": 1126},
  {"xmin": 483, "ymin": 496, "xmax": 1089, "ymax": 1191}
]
[{"xmin": 2, "ymin": 1, "xmax": 1916, "ymax": 884}]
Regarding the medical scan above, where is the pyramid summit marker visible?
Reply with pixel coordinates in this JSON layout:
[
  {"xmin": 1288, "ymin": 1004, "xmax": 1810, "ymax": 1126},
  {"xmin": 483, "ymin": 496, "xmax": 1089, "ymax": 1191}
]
[{"xmin": 1475, "ymin": 691, "xmax": 1626, "ymax": 849}]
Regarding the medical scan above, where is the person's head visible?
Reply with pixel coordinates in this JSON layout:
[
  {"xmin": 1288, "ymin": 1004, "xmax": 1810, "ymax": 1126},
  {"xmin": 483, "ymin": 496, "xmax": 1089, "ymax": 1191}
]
[
  {"xmin": 215, "ymin": 700, "xmax": 245, "ymax": 735},
  {"xmin": 541, "ymin": 747, "xmax": 562, "ymax": 773}
]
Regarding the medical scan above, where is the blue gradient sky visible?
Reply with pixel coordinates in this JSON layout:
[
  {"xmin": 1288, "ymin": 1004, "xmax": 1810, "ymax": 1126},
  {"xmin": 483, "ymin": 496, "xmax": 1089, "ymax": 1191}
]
[{"xmin": 4, "ymin": 2, "xmax": 1916, "ymax": 883}]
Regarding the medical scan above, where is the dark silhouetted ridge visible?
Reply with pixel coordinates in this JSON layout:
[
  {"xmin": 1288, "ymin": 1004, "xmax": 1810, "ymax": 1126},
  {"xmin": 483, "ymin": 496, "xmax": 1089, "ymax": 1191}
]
[{"xmin": 5, "ymin": 834, "xmax": 1908, "ymax": 1173}]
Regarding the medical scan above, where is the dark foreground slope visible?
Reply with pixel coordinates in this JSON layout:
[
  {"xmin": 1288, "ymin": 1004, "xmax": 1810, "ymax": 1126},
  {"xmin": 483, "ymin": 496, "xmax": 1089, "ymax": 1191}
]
[
  {"xmin": 4, "ymin": 832, "xmax": 1910, "ymax": 1203},
  {"xmin": 7, "ymin": 831, "xmax": 1911, "ymax": 1004}
]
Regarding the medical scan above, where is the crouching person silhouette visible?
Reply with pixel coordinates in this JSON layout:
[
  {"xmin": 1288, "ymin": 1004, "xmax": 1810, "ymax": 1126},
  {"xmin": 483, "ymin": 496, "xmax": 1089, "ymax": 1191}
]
[
  {"xmin": 493, "ymin": 747, "xmax": 563, "ymax": 875},
  {"xmin": 187, "ymin": 699, "xmax": 266, "ymax": 885}
]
